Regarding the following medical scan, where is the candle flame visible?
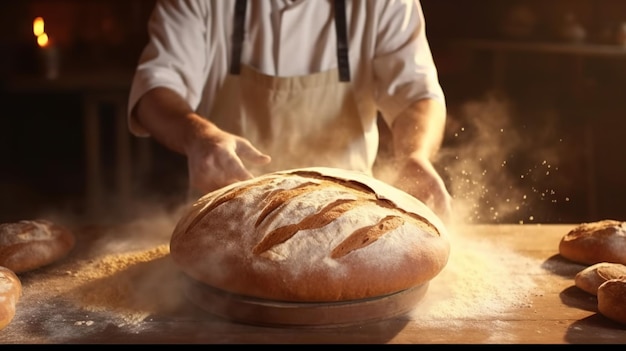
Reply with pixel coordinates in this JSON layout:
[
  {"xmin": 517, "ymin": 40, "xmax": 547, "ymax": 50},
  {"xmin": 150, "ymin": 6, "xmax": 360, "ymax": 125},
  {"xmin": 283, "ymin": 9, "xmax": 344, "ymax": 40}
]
[
  {"xmin": 37, "ymin": 33, "xmax": 49, "ymax": 48},
  {"xmin": 33, "ymin": 17, "xmax": 50, "ymax": 48},
  {"xmin": 33, "ymin": 17, "xmax": 45, "ymax": 37}
]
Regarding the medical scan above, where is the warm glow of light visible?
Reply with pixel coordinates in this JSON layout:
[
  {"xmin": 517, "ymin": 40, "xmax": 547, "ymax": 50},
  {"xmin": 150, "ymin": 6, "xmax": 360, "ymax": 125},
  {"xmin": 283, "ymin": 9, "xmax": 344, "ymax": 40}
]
[
  {"xmin": 37, "ymin": 33, "xmax": 49, "ymax": 48},
  {"xmin": 33, "ymin": 17, "xmax": 51, "ymax": 48},
  {"xmin": 33, "ymin": 17, "xmax": 45, "ymax": 37}
]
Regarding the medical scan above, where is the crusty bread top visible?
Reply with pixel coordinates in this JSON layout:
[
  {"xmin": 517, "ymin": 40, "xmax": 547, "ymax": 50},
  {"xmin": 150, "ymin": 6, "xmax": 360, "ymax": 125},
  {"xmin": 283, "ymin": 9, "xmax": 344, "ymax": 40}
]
[
  {"xmin": 563, "ymin": 220, "xmax": 626, "ymax": 241},
  {"xmin": 171, "ymin": 167, "xmax": 450, "ymax": 302},
  {"xmin": 559, "ymin": 220, "xmax": 626, "ymax": 265},
  {"xmin": 597, "ymin": 277, "xmax": 626, "ymax": 324},
  {"xmin": 575, "ymin": 262, "xmax": 626, "ymax": 295},
  {"xmin": 0, "ymin": 220, "xmax": 66, "ymax": 246},
  {"xmin": 0, "ymin": 219, "xmax": 76, "ymax": 274}
]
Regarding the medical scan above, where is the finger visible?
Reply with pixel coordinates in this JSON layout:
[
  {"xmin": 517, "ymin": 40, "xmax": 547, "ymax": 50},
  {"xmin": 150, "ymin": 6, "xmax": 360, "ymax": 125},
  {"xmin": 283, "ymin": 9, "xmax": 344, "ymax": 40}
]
[
  {"xmin": 222, "ymin": 151, "xmax": 256, "ymax": 182},
  {"xmin": 189, "ymin": 158, "xmax": 250, "ymax": 193},
  {"xmin": 236, "ymin": 140, "xmax": 272, "ymax": 165}
]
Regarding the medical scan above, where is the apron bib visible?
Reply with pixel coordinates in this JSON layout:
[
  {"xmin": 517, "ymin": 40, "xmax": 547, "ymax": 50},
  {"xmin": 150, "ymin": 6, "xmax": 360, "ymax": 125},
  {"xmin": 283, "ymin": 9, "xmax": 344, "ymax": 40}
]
[{"xmin": 209, "ymin": 0, "xmax": 371, "ymax": 175}]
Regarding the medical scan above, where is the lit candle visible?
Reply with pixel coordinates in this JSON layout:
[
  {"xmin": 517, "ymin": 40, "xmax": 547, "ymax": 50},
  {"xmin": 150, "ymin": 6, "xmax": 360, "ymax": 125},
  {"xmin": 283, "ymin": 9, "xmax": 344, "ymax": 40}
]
[{"xmin": 33, "ymin": 17, "xmax": 59, "ymax": 80}]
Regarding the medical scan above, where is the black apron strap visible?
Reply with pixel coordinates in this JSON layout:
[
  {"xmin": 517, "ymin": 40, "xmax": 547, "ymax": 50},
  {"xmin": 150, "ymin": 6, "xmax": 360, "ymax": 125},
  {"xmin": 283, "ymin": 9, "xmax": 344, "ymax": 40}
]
[
  {"xmin": 230, "ymin": 0, "xmax": 247, "ymax": 75},
  {"xmin": 230, "ymin": 0, "xmax": 351, "ymax": 82},
  {"xmin": 333, "ymin": 0, "xmax": 351, "ymax": 82}
]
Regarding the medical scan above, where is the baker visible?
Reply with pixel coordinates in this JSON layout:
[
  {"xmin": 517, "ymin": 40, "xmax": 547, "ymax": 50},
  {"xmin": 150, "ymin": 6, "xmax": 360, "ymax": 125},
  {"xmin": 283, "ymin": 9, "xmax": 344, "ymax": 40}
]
[{"xmin": 127, "ymin": 0, "xmax": 452, "ymax": 221}]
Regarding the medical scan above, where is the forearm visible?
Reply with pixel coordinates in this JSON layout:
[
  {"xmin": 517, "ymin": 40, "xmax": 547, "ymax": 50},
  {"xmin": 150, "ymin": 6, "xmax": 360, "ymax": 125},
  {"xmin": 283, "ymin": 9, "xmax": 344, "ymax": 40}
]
[
  {"xmin": 133, "ymin": 87, "xmax": 213, "ymax": 155},
  {"xmin": 391, "ymin": 98, "xmax": 446, "ymax": 161}
]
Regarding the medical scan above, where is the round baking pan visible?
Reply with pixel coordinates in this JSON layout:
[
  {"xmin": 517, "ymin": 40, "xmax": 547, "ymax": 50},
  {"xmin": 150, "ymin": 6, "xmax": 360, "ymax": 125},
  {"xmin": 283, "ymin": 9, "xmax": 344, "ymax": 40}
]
[{"xmin": 181, "ymin": 274, "xmax": 429, "ymax": 328}]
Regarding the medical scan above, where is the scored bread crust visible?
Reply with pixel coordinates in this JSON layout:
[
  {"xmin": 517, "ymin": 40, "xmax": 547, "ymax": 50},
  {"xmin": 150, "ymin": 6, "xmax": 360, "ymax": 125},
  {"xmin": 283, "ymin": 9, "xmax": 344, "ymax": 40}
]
[
  {"xmin": 559, "ymin": 220, "xmax": 626, "ymax": 266},
  {"xmin": 170, "ymin": 167, "xmax": 450, "ymax": 302}
]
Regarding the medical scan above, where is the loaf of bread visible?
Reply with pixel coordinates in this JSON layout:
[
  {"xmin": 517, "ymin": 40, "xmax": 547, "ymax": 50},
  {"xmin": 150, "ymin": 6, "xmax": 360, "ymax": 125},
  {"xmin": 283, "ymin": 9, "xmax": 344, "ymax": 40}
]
[
  {"xmin": 575, "ymin": 262, "xmax": 626, "ymax": 295},
  {"xmin": 0, "ymin": 266, "xmax": 21, "ymax": 330},
  {"xmin": 558, "ymin": 220, "xmax": 626, "ymax": 266},
  {"xmin": 0, "ymin": 219, "xmax": 76, "ymax": 273},
  {"xmin": 597, "ymin": 278, "xmax": 626, "ymax": 325},
  {"xmin": 170, "ymin": 167, "xmax": 450, "ymax": 302}
]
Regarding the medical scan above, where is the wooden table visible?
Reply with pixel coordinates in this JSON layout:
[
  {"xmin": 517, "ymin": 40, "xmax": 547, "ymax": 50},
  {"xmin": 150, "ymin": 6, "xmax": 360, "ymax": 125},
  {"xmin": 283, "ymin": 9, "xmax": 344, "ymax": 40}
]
[{"xmin": 0, "ymin": 221, "xmax": 624, "ymax": 344}]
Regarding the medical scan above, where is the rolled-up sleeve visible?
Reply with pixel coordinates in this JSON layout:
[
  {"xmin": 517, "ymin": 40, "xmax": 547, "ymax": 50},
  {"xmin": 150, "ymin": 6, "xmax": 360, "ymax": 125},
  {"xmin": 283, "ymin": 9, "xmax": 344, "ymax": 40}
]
[
  {"xmin": 373, "ymin": 0, "xmax": 445, "ymax": 126},
  {"xmin": 127, "ymin": 0, "xmax": 210, "ymax": 136}
]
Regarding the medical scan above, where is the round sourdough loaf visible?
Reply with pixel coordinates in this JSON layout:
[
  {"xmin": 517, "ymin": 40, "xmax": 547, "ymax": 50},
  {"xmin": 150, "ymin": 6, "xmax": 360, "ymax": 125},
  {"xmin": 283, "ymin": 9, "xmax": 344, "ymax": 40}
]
[
  {"xmin": 559, "ymin": 220, "xmax": 626, "ymax": 266},
  {"xmin": 0, "ymin": 219, "xmax": 75, "ymax": 273},
  {"xmin": 597, "ymin": 278, "xmax": 626, "ymax": 325},
  {"xmin": 575, "ymin": 262, "xmax": 626, "ymax": 295},
  {"xmin": 0, "ymin": 266, "xmax": 21, "ymax": 330},
  {"xmin": 170, "ymin": 167, "xmax": 450, "ymax": 302}
]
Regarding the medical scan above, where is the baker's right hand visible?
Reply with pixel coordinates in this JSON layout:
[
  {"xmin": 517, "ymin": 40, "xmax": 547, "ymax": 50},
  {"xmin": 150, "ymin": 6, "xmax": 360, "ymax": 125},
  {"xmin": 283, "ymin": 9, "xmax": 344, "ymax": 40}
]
[{"xmin": 185, "ymin": 126, "xmax": 271, "ymax": 195}]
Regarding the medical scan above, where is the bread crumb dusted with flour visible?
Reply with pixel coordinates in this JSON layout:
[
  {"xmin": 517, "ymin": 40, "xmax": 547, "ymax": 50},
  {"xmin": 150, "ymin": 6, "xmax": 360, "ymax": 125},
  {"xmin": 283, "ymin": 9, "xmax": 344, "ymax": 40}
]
[
  {"xmin": 73, "ymin": 320, "xmax": 94, "ymax": 326},
  {"xmin": 71, "ymin": 245, "xmax": 170, "ymax": 279},
  {"xmin": 66, "ymin": 244, "xmax": 185, "ymax": 325}
]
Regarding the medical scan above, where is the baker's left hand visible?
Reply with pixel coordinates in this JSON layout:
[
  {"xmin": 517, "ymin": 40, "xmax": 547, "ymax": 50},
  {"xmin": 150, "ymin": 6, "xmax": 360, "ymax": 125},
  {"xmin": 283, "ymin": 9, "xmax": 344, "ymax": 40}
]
[{"xmin": 390, "ymin": 156, "xmax": 453, "ymax": 224}]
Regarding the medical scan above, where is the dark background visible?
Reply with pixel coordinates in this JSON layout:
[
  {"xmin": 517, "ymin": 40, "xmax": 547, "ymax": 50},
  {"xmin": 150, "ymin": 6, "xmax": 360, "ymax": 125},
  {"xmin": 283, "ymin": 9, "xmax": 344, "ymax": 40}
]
[{"xmin": 1, "ymin": 0, "xmax": 625, "ymax": 225}]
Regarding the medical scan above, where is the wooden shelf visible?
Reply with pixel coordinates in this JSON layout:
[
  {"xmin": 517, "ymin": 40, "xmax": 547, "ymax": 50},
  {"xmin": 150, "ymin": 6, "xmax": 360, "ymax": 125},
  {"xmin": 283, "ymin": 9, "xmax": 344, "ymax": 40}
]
[
  {"xmin": 456, "ymin": 39, "xmax": 626, "ymax": 58},
  {"xmin": 4, "ymin": 69, "xmax": 134, "ymax": 93},
  {"xmin": 451, "ymin": 39, "xmax": 626, "ymax": 222},
  {"xmin": 3, "ymin": 68, "xmax": 137, "ymax": 222}
]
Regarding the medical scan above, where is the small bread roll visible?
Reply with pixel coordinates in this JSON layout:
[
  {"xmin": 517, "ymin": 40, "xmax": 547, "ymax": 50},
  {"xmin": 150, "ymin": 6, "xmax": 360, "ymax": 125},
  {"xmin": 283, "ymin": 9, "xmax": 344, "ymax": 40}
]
[
  {"xmin": 597, "ymin": 278, "xmax": 626, "ymax": 325},
  {"xmin": 575, "ymin": 262, "xmax": 626, "ymax": 295},
  {"xmin": 0, "ymin": 219, "xmax": 75, "ymax": 273},
  {"xmin": 559, "ymin": 220, "xmax": 626, "ymax": 265},
  {"xmin": 0, "ymin": 266, "xmax": 21, "ymax": 330}
]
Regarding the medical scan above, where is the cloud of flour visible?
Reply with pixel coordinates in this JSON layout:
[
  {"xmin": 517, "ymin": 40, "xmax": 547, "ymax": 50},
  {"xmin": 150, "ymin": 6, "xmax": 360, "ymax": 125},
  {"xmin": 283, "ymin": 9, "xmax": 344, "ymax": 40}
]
[{"xmin": 437, "ymin": 93, "xmax": 573, "ymax": 224}]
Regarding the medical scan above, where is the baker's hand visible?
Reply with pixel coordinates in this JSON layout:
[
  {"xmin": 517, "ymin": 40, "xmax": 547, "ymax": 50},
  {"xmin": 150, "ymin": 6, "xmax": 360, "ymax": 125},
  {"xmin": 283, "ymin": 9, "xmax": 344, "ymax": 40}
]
[
  {"xmin": 391, "ymin": 156, "xmax": 453, "ymax": 223},
  {"xmin": 185, "ymin": 127, "xmax": 271, "ymax": 195}
]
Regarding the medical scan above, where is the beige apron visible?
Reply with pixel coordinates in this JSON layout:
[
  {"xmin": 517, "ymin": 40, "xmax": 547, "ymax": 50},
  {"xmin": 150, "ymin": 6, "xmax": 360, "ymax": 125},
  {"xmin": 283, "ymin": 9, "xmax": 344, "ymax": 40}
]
[{"xmin": 208, "ymin": 0, "xmax": 373, "ymax": 176}]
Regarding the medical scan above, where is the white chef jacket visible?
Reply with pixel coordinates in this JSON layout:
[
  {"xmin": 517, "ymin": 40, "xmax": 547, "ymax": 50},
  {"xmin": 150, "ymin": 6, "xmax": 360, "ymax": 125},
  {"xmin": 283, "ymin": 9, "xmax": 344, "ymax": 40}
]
[{"xmin": 128, "ymin": 0, "xmax": 445, "ymax": 145}]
